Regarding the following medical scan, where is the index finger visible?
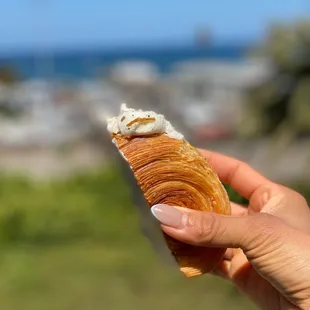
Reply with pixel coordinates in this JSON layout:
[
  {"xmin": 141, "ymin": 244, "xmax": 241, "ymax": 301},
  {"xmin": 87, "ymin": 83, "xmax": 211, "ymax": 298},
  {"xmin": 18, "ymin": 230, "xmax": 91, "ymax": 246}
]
[{"xmin": 199, "ymin": 149, "xmax": 270, "ymax": 199}]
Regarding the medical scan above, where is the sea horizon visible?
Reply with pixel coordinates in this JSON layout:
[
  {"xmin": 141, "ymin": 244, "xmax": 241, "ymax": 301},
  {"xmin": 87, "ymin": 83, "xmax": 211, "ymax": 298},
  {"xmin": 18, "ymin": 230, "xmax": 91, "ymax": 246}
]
[{"xmin": 0, "ymin": 42, "xmax": 251, "ymax": 80}]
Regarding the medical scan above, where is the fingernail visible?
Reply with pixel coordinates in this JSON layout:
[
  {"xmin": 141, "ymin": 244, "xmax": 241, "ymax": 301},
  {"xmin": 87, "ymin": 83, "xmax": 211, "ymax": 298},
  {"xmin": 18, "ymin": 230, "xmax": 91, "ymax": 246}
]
[{"xmin": 151, "ymin": 204, "xmax": 184, "ymax": 228}]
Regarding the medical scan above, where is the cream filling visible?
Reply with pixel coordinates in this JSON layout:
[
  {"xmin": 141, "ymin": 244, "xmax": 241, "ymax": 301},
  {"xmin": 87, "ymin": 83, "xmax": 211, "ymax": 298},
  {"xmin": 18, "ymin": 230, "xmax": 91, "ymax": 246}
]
[{"xmin": 106, "ymin": 103, "xmax": 184, "ymax": 140}]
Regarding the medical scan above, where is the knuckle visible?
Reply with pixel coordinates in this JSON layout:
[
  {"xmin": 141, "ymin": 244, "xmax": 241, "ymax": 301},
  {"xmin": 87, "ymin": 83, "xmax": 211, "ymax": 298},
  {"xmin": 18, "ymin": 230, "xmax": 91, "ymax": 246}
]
[
  {"xmin": 277, "ymin": 184, "xmax": 307, "ymax": 204},
  {"xmin": 294, "ymin": 191, "xmax": 307, "ymax": 205},
  {"xmin": 246, "ymin": 213, "xmax": 281, "ymax": 248},
  {"xmin": 253, "ymin": 183, "xmax": 309, "ymax": 213},
  {"xmin": 186, "ymin": 211, "xmax": 219, "ymax": 244},
  {"xmin": 227, "ymin": 161, "xmax": 243, "ymax": 184}
]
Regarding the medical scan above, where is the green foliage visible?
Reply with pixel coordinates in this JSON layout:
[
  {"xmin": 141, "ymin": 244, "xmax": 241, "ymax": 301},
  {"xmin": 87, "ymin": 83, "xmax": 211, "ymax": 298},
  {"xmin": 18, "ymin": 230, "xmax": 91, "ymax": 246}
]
[
  {"xmin": 0, "ymin": 165, "xmax": 136, "ymax": 244},
  {"xmin": 0, "ymin": 166, "xmax": 309, "ymax": 309},
  {"xmin": 0, "ymin": 166, "xmax": 258, "ymax": 309},
  {"xmin": 0, "ymin": 104, "xmax": 23, "ymax": 118},
  {"xmin": 0, "ymin": 243, "xmax": 256, "ymax": 310},
  {"xmin": 224, "ymin": 184, "xmax": 249, "ymax": 205},
  {"xmin": 0, "ymin": 165, "xmax": 249, "ymax": 245},
  {"xmin": 0, "ymin": 165, "xmax": 308, "ymax": 245},
  {"xmin": 239, "ymin": 19, "xmax": 310, "ymax": 138}
]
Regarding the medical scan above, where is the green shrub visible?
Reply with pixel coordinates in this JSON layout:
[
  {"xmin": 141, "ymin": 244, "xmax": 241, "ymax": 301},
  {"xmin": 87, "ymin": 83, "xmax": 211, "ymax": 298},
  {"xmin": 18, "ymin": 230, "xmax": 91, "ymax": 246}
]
[
  {"xmin": 223, "ymin": 184, "xmax": 249, "ymax": 205},
  {"xmin": 0, "ymin": 165, "xmax": 136, "ymax": 244},
  {"xmin": 0, "ymin": 165, "xmax": 308, "ymax": 245}
]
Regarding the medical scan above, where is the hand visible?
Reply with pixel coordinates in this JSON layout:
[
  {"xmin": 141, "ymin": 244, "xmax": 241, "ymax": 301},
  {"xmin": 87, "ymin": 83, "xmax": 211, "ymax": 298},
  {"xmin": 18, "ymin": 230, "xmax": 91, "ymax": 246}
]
[{"xmin": 150, "ymin": 150, "xmax": 310, "ymax": 310}]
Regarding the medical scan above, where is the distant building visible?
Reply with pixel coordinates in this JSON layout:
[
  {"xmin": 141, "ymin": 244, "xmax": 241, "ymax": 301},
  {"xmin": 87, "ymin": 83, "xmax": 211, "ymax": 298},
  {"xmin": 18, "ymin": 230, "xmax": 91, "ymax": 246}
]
[{"xmin": 166, "ymin": 57, "xmax": 274, "ymax": 140}]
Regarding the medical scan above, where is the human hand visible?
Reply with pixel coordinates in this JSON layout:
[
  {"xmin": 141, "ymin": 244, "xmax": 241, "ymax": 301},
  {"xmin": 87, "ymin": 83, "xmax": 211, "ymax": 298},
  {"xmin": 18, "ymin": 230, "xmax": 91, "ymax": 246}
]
[{"xmin": 150, "ymin": 150, "xmax": 310, "ymax": 310}]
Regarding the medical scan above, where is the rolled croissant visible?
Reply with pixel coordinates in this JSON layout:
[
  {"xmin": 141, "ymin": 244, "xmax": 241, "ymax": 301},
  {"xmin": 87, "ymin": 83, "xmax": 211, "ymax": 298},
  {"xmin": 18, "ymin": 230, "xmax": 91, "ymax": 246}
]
[{"xmin": 107, "ymin": 104, "xmax": 231, "ymax": 277}]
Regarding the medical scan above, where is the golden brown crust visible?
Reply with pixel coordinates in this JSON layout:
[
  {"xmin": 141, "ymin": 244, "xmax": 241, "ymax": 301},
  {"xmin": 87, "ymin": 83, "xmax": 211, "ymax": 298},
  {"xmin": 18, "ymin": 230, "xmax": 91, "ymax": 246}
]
[{"xmin": 112, "ymin": 133, "xmax": 231, "ymax": 277}]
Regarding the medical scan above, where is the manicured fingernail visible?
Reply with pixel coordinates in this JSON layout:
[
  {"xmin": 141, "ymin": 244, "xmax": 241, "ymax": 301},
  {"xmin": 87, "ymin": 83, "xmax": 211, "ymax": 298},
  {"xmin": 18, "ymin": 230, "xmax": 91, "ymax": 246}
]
[{"xmin": 151, "ymin": 204, "xmax": 184, "ymax": 228}]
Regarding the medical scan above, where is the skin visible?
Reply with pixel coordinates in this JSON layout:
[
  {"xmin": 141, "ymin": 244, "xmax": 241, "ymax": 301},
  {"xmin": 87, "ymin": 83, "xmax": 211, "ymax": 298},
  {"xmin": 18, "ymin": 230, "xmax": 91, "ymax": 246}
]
[{"xmin": 154, "ymin": 150, "xmax": 310, "ymax": 310}]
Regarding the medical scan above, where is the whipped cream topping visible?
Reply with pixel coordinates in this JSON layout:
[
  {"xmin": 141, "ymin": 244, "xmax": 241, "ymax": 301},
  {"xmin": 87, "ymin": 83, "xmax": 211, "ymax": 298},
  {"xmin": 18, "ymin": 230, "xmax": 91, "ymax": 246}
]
[{"xmin": 106, "ymin": 103, "xmax": 184, "ymax": 140}]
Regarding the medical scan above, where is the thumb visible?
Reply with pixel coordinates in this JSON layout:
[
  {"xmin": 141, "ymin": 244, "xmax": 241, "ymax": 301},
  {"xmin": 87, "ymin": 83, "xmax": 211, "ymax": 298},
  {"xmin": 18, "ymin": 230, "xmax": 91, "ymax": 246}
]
[{"xmin": 151, "ymin": 204, "xmax": 284, "ymax": 252}]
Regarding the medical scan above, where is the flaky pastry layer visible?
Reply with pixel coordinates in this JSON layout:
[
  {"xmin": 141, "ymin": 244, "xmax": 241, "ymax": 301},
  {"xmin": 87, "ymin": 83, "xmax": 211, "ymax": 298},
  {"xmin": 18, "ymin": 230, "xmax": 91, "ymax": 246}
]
[{"xmin": 113, "ymin": 133, "xmax": 231, "ymax": 277}]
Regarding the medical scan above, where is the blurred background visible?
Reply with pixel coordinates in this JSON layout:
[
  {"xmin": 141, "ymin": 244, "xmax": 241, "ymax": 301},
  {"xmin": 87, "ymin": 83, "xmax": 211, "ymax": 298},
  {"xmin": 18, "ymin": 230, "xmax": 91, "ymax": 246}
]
[{"xmin": 0, "ymin": 1, "xmax": 309, "ymax": 309}]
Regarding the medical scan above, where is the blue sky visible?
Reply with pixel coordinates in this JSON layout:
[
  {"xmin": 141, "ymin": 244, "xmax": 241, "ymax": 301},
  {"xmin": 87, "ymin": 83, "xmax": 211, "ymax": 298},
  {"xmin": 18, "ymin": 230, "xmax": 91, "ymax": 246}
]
[{"xmin": 0, "ymin": 0, "xmax": 308, "ymax": 52}]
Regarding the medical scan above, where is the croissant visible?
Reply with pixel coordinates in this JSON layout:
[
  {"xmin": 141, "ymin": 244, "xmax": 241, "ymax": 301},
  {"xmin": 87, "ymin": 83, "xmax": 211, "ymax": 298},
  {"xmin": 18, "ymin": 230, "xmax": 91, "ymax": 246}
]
[{"xmin": 107, "ymin": 104, "xmax": 231, "ymax": 277}]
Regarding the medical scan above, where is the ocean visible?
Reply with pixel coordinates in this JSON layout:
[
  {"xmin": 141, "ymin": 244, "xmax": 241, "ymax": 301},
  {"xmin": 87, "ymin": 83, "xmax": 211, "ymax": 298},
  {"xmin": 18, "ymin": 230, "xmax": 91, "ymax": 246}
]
[{"xmin": 0, "ymin": 44, "xmax": 246, "ymax": 80}]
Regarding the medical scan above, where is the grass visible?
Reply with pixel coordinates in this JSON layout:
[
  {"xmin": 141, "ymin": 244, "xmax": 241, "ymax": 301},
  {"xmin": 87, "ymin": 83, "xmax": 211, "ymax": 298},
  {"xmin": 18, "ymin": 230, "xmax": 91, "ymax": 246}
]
[
  {"xmin": 0, "ymin": 242, "xmax": 256, "ymax": 310},
  {"xmin": 1, "ymin": 163, "xmax": 310, "ymax": 309}
]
